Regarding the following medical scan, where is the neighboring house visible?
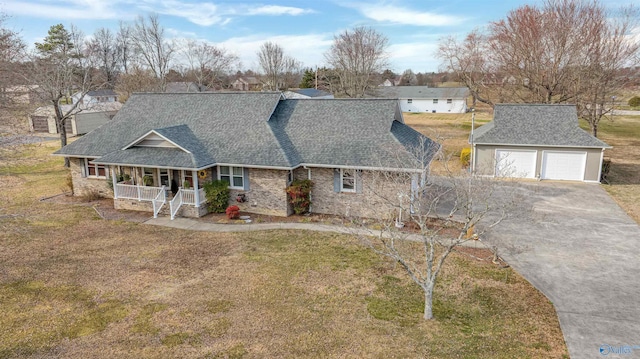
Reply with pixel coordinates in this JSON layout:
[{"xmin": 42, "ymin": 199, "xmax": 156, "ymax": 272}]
[
  {"xmin": 29, "ymin": 102, "xmax": 122, "ymax": 135},
  {"xmin": 377, "ymin": 86, "xmax": 469, "ymax": 113},
  {"xmin": 231, "ymin": 77, "xmax": 262, "ymax": 91},
  {"xmin": 165, "ymin": 82, "xmax": 207, "ymax": 93},
  {"xmin": 71, "ymin": 89, "xmax": 118, "ymax": 105},
  {"xmin": 283, "ymin": 88, "xmax": 334, "ymax": 99},
  {"xmin": 471, "ymin": 104, "xmax": 611, "ymax": 182},
  {"xmin": 54, "ymin": 93, "xmax": 438, "ymax": 219},
  {"xmin": 380, "ymin": 77, "xmax": 400, "ymax": 87}
]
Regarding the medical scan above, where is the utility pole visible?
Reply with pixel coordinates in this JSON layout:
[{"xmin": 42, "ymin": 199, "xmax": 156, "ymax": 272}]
[{"xmin": 470, "ymin": 109, "xmax": 475, "ymax": 173}]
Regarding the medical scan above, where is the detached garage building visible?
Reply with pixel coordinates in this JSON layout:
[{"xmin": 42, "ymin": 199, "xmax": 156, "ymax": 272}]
[
  {"xmin": 377, "ymin": 86, "xmax": 468, "ymax": 113},
  {"xmin": 471, "ymin": 104, "xmax": 610, "ymax": 182}
]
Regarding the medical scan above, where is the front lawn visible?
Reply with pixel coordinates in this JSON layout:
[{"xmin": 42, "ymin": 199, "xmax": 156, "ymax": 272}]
[{"xmin": 0, "ymin": 142, "xmax": 568, "ymax": 358}]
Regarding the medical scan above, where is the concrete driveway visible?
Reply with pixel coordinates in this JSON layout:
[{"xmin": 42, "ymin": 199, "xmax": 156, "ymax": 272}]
[{"xmin": 485, "ymin": 181, "xmax": 640, "ymax": 358}]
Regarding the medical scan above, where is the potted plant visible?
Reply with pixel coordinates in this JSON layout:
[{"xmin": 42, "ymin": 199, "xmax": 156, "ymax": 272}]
[{"xmin": 142, "ymin": 175, "xmax": 154, "ymax": 186}]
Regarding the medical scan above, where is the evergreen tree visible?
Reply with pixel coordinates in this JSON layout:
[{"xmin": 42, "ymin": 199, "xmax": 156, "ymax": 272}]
[{"xmin": 299, "ymin": 68, "xmax": 315, "ymax": 88}]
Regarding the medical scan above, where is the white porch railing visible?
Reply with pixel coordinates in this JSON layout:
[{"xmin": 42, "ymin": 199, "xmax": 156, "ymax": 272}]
[
  {"xmin": 152, "ymin": 187, "xmax": 166, "ymax": 218},
  {"xmin": 115, "ymin": 183, "xmax": 165, "ymax": 201},
  {"xmin": 182, "ymin": 187, "xmax": 206, "ymax": 205},
  {"xmin": 169, "ymin": 189, "xmax": 183, "ymax": 220},
  {"xmin": 115, "ymin": 183, "xmax": 207, "ymax": 220}
]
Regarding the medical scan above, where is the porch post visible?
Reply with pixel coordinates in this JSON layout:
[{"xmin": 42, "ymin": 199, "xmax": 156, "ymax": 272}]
[
  {"xmin": 111, "ymin": 167, "xmax": 118, "ymax": 199},
  {"xmin": 193, "ymin": 170, "xmax": 200, "ymax": 206}
]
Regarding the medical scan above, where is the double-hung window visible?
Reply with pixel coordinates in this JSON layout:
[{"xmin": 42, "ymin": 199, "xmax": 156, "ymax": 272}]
[
  {"xmin": 433, "ymin": 99, "xmax": 438, "ymax": 104},
  {"xmin": 446, "ymin": 98, "xmax": 452, "ymax": 104},
  {"xmin": 86, "ymin": 159, "xmax": 106, "ymax": 178},
  {"xmin": 340, "ymin": 169, "xmax": 356, "ymax": 193},
  {"xmin": 219, "ymin": 166, "xmax": 244, "ymax": 189}
]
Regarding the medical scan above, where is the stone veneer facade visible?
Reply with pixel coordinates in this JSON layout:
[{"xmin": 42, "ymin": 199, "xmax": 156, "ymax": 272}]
[
  {"xmin": 294, "ymin": 167, "xmax": 410, "ymax": 219},
  {"xmin": 230, "ymin": 168, "xmax": 290, "ymax": 217},
  {"xmin": 69, "ymin": 158, "xmax": 114, "ymax": 198},
  {"xmin": 69, "ymin": 159, "xmax": 409, "ymax": 219}
]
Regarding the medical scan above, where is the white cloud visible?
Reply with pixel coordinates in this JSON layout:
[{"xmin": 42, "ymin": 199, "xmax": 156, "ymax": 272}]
[
  {"xmin": 216, "ymin": 33, "xmax": 334, "ymax": 70},
  {"xmin": 3, "ymin": 0, "xmax": 314, "ymax": 25},
  {"xmin": 387, "ymin": 42, "xmax": 441, "ymax": 72},
  {"xmin": 142, "ymin": 1, "xmax": 227, "ymax": 26},
  {"xmin": 349, "ymin": 3, "xmax": 464, "ymax": 27},
  {"xmin": 143, "ymin": 1, "xmax": 313, "ymax": 26},
  {"xmin": 1, "ymin": 0, "xmax": 122, "ymax": 20},
  {"xmin": 247, "ymin": 5, "xmax": 314, "ymax": 16}
]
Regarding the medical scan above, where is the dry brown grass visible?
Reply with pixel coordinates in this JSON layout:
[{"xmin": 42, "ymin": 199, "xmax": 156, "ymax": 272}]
[
  {"xmin": 403, "ymin": 110, "xmax": 492, "ymax": 174},
  {"xmin": 0, "ymin": 140, "xmax": 568, "ymax": 358},
  {"xmin": 581, "ymin": 116, "xmax": 640, "ymax": 223}
]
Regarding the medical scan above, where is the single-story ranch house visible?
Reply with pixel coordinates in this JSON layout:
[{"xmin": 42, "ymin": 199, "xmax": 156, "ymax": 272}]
[
  {"xmin": 377, "ymin": 86, "xmax": 469, "ymax": 113},
  {"xmin": 55, "ymin": 92, "xmax": 438, "ymax": 219},
  {"xmin": 471, "ymin": 104, "xmax": 610, "ymax": 182}
]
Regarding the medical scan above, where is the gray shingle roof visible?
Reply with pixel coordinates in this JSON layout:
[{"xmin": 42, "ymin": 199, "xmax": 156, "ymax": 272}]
[
  {"xmin": 377, "ymin": 86, "xmax": 469, "ymax": 100},
  {"xmin": 56, "ymin": 93, "xmax": 438, "ymax": 170},
  {"xmin": 287, "ymin": 88, "xmax": 333, "ymax": 98},
  {"xmin": 56, "ymin": 92, "xmax": 289, "ymax": 168},
  {"xmin": 96, "ymin": 147, "xmax": 199, "ymax": 169},
  {"xmin": 87, "ymin": 89, "xmax": 117, "ymax": 97},
  {"xmin": 472, "ymin": 104, "xmax": 610, "ymax": 148},
  {"xmin": 268, "ymin": 99, "xmax": 438, "ymax": 169}
]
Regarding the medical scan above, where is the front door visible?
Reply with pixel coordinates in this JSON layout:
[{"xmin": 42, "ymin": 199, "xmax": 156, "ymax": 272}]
[{"xmin": 171, "ymin": 170, "xmax": 180, "ymax": 195}]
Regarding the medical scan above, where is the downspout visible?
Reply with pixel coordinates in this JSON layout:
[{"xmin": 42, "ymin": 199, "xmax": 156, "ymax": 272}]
[
  {"xmin": 597, "ymin": 148, "xmax": 605, "ymax": 183},
  {"xmin": 470, "ymin": 109, "xmax": 475, "ymax": 173},
  {"xmin": 304, "ymin": 166, "xmax": 312, "ymax": 213}
]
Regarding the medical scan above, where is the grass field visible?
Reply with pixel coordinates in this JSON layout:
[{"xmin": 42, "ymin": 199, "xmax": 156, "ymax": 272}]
[
  {"xmin": 0, "ymin": 142, "xmax": 568, "ymax": 358},
  {"xmin": 405, "ymin": 111, "xmax": 640, "ymax": 224}
]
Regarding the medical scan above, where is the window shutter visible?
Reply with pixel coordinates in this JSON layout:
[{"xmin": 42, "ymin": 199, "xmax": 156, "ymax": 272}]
[
  {"xmin": 80, "ymin": 158, "xmax": 86, "ymax": 177},
  {"xmin": 243, "ymin": 168, "xmax": 250, "ymax": 191},
  {"xmin": 355, "ymin": 170, "xmax": 363, "ymax": 194},
  {"xmin": 333, "ymin": 169, "xmax": 340, "ymax": 192}
]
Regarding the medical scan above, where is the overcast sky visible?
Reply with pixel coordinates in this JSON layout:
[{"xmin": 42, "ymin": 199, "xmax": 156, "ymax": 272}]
[{"xmin": 2, "ymin": 0, "xmax": 637, "ymax": 73}]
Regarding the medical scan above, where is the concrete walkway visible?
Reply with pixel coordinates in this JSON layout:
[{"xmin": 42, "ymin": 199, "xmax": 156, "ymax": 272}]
[
  {"xmin": 145, "ymin": 216, "xmax": 360, "ymax": 234},
  {"xmin": 483, "ymin": 181, "xmax": 640, "ymax": 359},
  {"xmin": 144, "ymin": 216, "xmax": 488, "ymax": 249}
]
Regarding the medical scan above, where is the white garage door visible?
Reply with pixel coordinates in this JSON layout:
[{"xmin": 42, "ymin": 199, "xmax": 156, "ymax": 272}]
[
  {"xmin": 495, "ymin": 150, "xmax": 537, "ymax": 178},
  {"xmin": 541, "ymin": 151, "xmax": 586, "ymax": 181}
]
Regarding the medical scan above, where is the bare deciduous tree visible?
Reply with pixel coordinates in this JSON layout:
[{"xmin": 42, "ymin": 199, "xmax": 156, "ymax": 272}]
[
  {"xmin": 0, "ymin": 13, "xmax": 26, "ymax": 112},
  {"xmin": 351, "ymin": 139, "xmax": 527, "ymax": 320},
  {"xmin": 325, "ymin": 26, "xmax": 389, "ymax": 98},
  {"xmin": 438, "ymin": 31, "xmax": 499, "ymax": 108},
  {"xmin": 183, "ymin": 40, "xmax": 238, "ymax": 91},
  {"xmin": 131, "ymin": 14, "xmax": 174, "ymax": 91},
  {"xmin": 116, "ymin": 21, "xmax": 133, "ymax": 75},
  {"xmin": 257, "ymin": 41, "xmax": 301, "ymax": 91},
  {"xmin": 86, "ymin": 27, "xmax": 120, "ymax": 87},
  {"xmin": 30, "ymin": 24, "xmax": 100, "ymax": 167},
  {"xmin": 438, "ymin": 0, "xmax": 640, "ymax": 137},
  {"xmin": 114, "ymin": 65, "xmax": 157, "ymax": 102}
]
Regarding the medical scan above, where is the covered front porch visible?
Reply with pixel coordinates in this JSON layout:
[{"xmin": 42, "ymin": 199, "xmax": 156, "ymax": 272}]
[{"xmin": 109, "ymin": 166, "xmax": 209, "ymax": 220}]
